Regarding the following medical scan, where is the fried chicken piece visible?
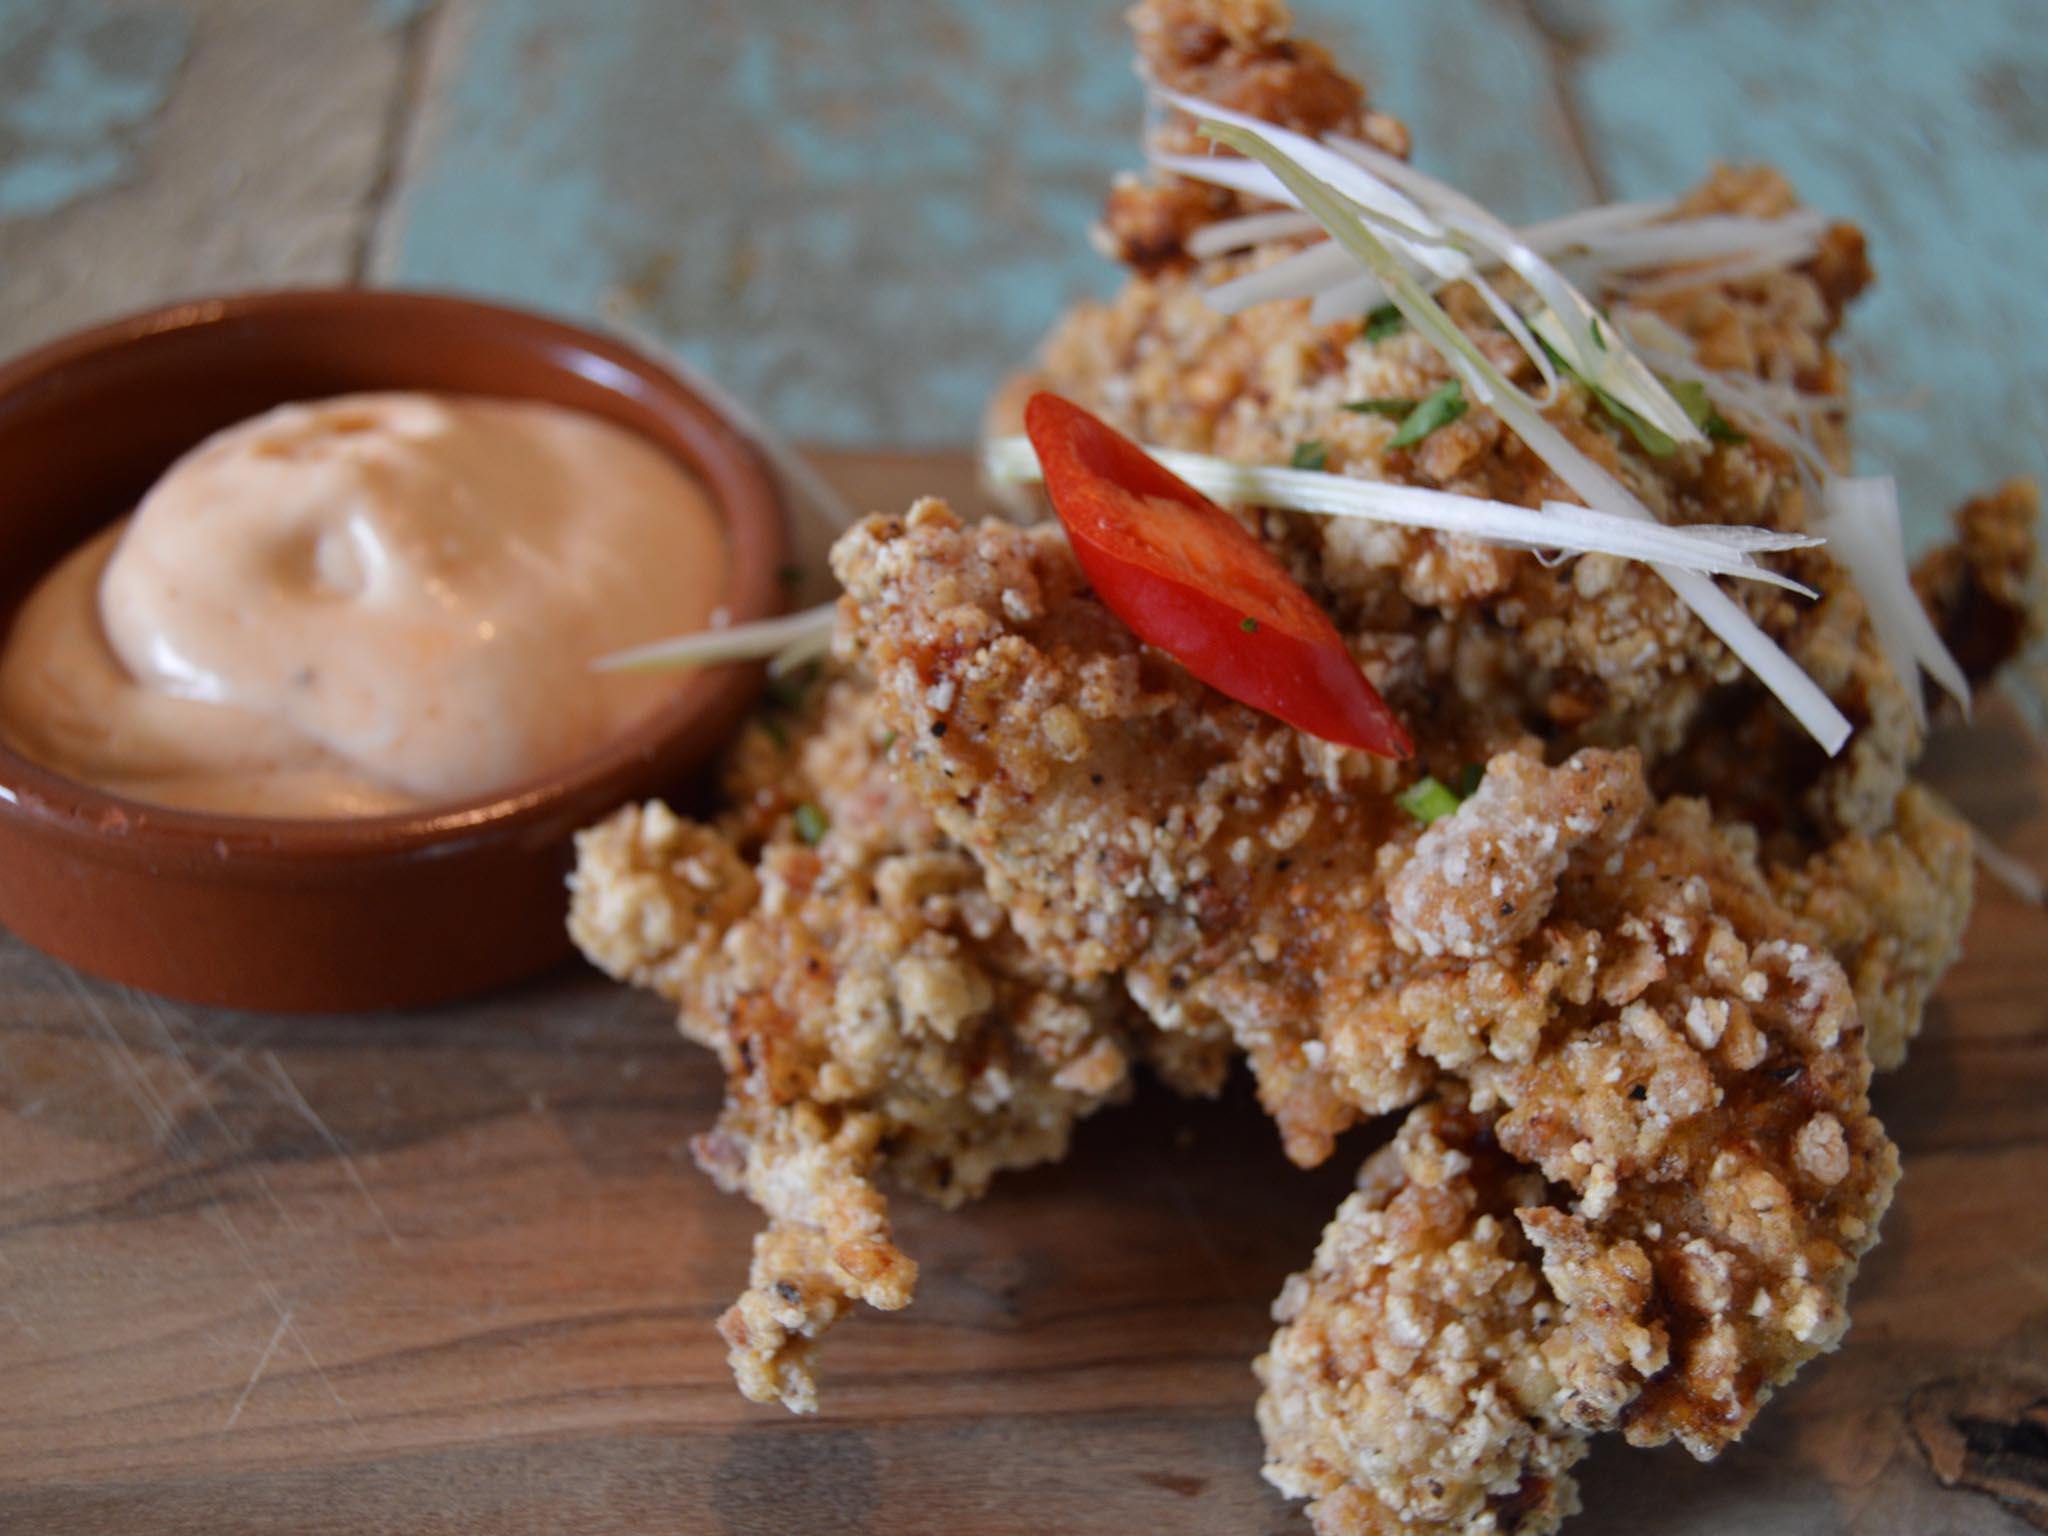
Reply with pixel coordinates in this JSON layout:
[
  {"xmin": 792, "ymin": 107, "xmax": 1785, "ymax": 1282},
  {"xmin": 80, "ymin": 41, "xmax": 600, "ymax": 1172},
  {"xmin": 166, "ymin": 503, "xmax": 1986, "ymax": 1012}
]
[
  {"xmin": 1913, "ymin": 478, "xmax": 2047, "ymax": 688},
  {"xmin": 1767, "ymin": 783, "xmax": 1973, "ymax": 1070},
  {"xmin": 834, "ymin": 498, "xmax": 1442, "ymax": 1166},
  {"xmin": 1262, "ymin": 788, "xmax": 1897, "ymax": 1535},
  {"xmin": 1258, "ymin": 1096, "xmax": 1585, "ymax": 1536},
  {"xmin": 569, "ymin": 678, "xmax": 1156, "ymax": 1410},
  {"xmin": 1102, "ymin": 0, "xmax": 1408, "ymax": 273},
  {"xmin": 832, "ymin": 504, "xmax": 1897, "ymax": 1531},
  {"xmin": 1008, "ymin": 3, "xmax": 2037, "ymax": 877},
  {"xmin": 1018, "ymin": 146, "xmax": 1906, "ymax": 802},
  {"xmin": 1001, "ymin": 0, "xmax": 2032, "ymax": 1073}
]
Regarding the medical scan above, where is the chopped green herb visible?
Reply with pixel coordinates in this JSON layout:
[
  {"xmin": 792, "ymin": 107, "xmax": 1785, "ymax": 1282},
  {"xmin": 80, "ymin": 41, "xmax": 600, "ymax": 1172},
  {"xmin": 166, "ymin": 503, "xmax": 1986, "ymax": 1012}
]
[
  {"xmin": 1598, "ymin": 395, "xmax": 1678, "ymax": 457},
  {"xmin": 760, "ymin": 717, "xmax": 788, "ymax": 749},
  {"xmin": 1456, "ymin": 762, "xmax": 1484, "ymax": 798},
  {"xmin": 1667, "ymin": 379, "xmax": 1747, "ymax": 444},
  {"xmin": 777, "ymin": 562, "xmax": 805, "ymax": 589},
  {"xmin": 1290, "ymin": 439, "xmax": 1329, "ymax": 471},
  {"xmin": 1362, "ymin": 304, "xmax": 1406, "ymax": 343},
  {"xmin": 1342, "ymin": 397, "xmax": 1418, "ymax": 418},
  {"xmin": 1396, "ymin": 776, "xmax": 1463, "ymax": 825},
  {"xmin": 1240, "ymin": 615, "xmax": 1260, "ymax": 633},
  {"xmin": 793, "ymin": 802, "xmax": 829, "ymax": 845},
  {"xmin": 1388, "ymin": 379, "xmax": 1467, "ymax": 449},
  {"xmin": 1669, "ymin": 379, "xmax": 1713, "ymax": 427},
  {"xmin": 1539, "ymin": 333, "xmax": 1678, "ymax": 457},
  {"xmin": 878, "ymin": 729, "xmax": 898, "ymax": 752}
]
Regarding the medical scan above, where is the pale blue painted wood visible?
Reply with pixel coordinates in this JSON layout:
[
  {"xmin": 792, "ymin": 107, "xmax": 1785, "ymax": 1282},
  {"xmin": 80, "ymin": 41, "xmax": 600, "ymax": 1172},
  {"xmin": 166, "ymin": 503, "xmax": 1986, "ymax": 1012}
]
[
  {"xmin": 0, "ymin": 0, "xmax": 189, "ymax": 222},
  {"xmin": 381, "ymin": 0, "xmax": 1586, "ymax": 446},
  {"xmin": 1561, "ymin": 0, "xmax": 2047, "ymax": 542}
]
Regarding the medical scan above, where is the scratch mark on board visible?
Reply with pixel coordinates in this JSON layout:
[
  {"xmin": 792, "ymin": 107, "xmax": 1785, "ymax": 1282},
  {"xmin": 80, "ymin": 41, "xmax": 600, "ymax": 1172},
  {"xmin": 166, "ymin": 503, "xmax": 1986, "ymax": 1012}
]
[
  {"xmin": 263, "ymin": 1049, "xmax": 401, "ymax": 1247},
  {"xmin": 126, "ymin": 990, "xmax": 305, "ymax": 1237},
  {"xmin": 224, "ymin": 1308, "xmax": 291, "ymax": 1428}
]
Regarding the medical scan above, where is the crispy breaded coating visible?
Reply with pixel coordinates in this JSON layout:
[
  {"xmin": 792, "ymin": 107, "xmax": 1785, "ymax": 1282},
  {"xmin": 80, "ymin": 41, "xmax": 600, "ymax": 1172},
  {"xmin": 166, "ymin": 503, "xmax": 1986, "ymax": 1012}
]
[
  {"xmin": 1768, "ymin": 782, "xmax": 1973, "ymax": 1070},
  {"xmin": 834, "ymin": 498, "xmax": 1431, "ymax": 1165},
  {"xmin": 1103, "ymin": 0, "xmax": 1408, "ymax": 273},
  {"xmin": 1258, "ymin": 1095, "xmax": 1585, "ymax": 1536},
  {"xmin": 1463, "ymin": 793, "xmax": 1896, "ymax": 1454},
  {"xmin": 1914, "ymin": 478, "xmax": 2047, "ymax": 687},
  {"xmin": 1016, "ymin": 156, "xmax": 1895, "ymax": 778},
  {"xmin": 1388, "ymin": 751, "xmax": 1650, "ymax": 960},
  {"xmin": 1261, "ymin": 788, "xmax": 1896, "ymax": 1535},
  {"xmin": 832, "ymin": 505, "xmax": 1899, "ymax": 1528},
  {"xmin": 569, "ymin": 680, "xmax": 1149, "ymax": 1410},
  {"xmin": 1004, "ymin": 8, "xmax": 2033, "ymax": 881},
  {"xmin": 571, "ymin": 0, "xmax": 2033, "ymax": 1511},
  {"xmin": 1002, "ymin": 0, "xmax": 2029, "ymax": 1093}
]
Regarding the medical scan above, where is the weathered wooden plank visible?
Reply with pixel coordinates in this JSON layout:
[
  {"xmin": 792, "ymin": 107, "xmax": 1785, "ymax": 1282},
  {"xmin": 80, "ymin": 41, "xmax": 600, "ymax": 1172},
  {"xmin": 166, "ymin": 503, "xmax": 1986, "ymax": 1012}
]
[
  {"xmin": 1549, "ymin": 0, "xmax": 2048, "ymax": 546},
  {"xmin": 373, "ymin": 0, "xmax": 1584, "ymax": 448},
  {"xmin": 0, "ymin": 0, "xmax": 428, "ymax": 360}
]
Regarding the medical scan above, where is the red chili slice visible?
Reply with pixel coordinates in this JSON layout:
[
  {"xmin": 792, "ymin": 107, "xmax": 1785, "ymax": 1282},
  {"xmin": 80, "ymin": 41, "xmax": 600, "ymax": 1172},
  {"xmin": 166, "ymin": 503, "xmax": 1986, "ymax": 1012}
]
[{"xmin": 1024, "ymin": 391, "xmax": 1412, "ymax": 759}]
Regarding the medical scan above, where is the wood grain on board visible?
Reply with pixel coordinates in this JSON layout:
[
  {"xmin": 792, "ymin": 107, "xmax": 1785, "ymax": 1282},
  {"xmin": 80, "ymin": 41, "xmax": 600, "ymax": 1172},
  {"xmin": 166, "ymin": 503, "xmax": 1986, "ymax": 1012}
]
[{"xmin": 0, "ymin": 453, "xmax": 2044, "ymax": 1536}]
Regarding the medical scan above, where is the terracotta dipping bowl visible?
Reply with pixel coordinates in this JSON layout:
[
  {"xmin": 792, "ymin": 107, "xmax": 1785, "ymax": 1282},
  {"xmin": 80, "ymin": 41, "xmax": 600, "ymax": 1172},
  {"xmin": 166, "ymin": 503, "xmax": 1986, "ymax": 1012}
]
[{"xmin": 0, "ymin": 291, "xmax": 788, "ymax": 1012}]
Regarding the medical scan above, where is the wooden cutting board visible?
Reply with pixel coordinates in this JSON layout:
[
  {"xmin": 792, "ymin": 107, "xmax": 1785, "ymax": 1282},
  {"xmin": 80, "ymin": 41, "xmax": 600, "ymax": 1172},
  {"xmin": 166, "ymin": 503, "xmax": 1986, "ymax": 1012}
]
[{"xmin": 2, "ymin": 453, "xmax": 2044, "ymax": 1536}]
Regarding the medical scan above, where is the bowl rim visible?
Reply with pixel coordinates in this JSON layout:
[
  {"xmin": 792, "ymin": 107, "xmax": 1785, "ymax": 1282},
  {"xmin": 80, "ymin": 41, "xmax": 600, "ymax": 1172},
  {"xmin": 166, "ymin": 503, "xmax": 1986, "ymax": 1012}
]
[{"xmin": 0, "ymin": 287, "xmax": 789, "ymax": 869}]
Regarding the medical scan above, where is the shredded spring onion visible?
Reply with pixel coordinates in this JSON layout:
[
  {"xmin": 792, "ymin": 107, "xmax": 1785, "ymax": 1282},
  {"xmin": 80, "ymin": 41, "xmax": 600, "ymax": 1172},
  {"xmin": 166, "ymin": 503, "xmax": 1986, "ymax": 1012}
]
[
  {"xmin": 1618, "ymin": 310, "xmax": 1970, "ymax": 724},
  {"xmin": 1202, "ymin": 115, "xmax": 1853, "ymax": 755},
  {"xmin": 594, "ymin": 603, "xmax": 837, "ymax": 675},
  {"xmin": 1153, "ymin": 84, "xmax": 1826, "ymax": 448},
  {"xmin": 1974, "ymin": 828, "xmax": 2046, "ymax": 907},
  {"xmin": 1187, "ymin": 208, "xmax": 1322, "ymax": 258},
  {"xmin": 1821, "ymin": 477, "xmax": 1971, "ymax": 723},
  {"xmin": 983, "ymin": 436, "xmax": 1819, "ymax": 591},
  {"xmin": 578, "ymin": 343, "xmax": 854, "ymax": 677}
]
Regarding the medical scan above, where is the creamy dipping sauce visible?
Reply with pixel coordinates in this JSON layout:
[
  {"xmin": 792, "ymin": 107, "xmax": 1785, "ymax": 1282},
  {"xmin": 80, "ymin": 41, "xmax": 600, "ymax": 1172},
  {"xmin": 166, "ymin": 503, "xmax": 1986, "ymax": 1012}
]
[{"xmin": 0, "ymin": 393, "xmax": 725, "ymax": 817}]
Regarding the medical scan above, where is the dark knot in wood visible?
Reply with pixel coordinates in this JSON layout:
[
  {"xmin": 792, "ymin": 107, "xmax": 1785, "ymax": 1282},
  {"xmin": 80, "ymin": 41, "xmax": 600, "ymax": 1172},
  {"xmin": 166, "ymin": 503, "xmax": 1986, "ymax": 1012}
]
[{"xmin": 1907, "ymin": 1373, "xmax": 2048, "ymax": 1531}]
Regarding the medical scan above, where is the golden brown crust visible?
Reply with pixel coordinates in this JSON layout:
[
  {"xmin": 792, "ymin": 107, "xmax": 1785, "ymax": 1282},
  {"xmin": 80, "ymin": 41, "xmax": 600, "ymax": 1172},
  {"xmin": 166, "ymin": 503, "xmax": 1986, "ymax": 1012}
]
[
  {"xmin": 1768, "ymin": 782, "xmax": 1973, "ymax": 1070},
  {"xmin": 568, "ymin": 679, "xmax": 1145, "ymax": 1410},
  {"xmin": 1258, "ymin": 1095, "xmax": 1586, "ymax": 1536},
  {"xmin": 1104, "ymin": 0, "xmax": 1402, "ymax": 272},
  {"xmin": 833, "ymin": 499, "xmax": 1426, "ymax": 1164},
  {"xmin": 832, "ymin": 507, "xmax": 1898, "ymax": 1522},
  {"xmin": 1913, "ymin": 478, "xmax": 2046, "ymax": 688},
  {"xmin": 570, "ymin": 0, "xmax": 2028, "ymax": 1508},
  {"xmin": 1260, "ymin": 789, "xmax": 1897, "ymax": 1530},
  {"xmin": 1030, "ymin": 166, "xmax": 1920, "ymax": 815}
]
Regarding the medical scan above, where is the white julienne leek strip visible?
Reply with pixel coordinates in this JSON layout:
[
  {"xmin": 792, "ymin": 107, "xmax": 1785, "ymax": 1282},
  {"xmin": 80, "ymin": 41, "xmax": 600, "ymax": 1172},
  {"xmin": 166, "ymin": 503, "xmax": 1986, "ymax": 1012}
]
[
  {"xmin": 1152, "ymin": 87, "xmax": 1826, "ymax": 448},
  {"xmin": 1204, "ymin": 117, "xmax": 1853, "ymax": 755},
  {"xmin": 1162, "ymin": 113, "xmax": 1701, "ymax": 443},
  {"xmin": 1320, "ymin": 130, "xmax": 1685, "ymax": 429},
  {"xmin": 594, "ymin": 603, "xmax": 837, "ymax": 675},
  {"xmin": 1206, "ymin": 240, "xmax": 1363, "ymax": 313},
  {"xmin": 1517, "ymin": 199, "xmax": 1677, "ymax": 251},
  {"xmin": 1151, "ymin": 90, "xmax": 1462, "ymax": 278},
  {"xmin": 983, "ymin": 436, "xmax": 1819, "ymax": 592},
  {"xmin": 1820, "ymin": 477, "xmax": 1971, "ymax": 723},
  {"xmin": 1310, "ymin": 272, "xmax": 1385, "ymax": 327},
  {"xmin": 1323, "ymin": 128, "xmax": 1703, "ymax": 449},
  {"xmin": 1556, "ymin": 210, "xmax": 1828, "ymax": 280},
  {"xmin": 1974, "ymin": 828, "xmax": 2046, "ymax": 908},
  {"xmin": 1618, "ymin": 309, "xmax": 1971, "ymax": 725},
  {"xmin": 1186, "ymin": 208, "xmax": 1322, "ymax": 258}
]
